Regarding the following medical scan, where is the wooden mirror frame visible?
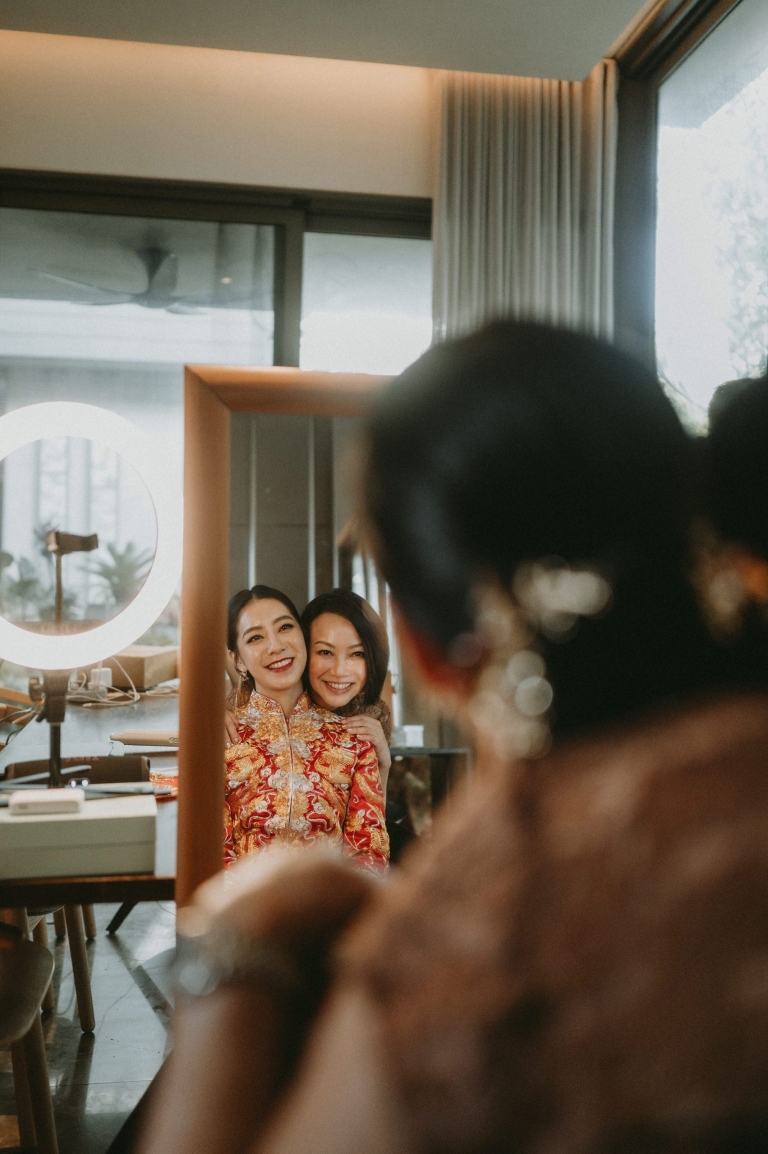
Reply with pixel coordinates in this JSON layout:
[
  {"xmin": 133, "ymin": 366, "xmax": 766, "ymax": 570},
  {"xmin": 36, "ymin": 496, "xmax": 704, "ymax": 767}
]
[{"xmin": 176, "ymin": 365, "xmax": 388, "ymax": 906}]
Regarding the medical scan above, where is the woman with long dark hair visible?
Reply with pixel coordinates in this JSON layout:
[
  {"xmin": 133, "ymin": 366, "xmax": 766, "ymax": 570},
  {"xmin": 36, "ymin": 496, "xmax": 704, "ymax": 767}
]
[
  {"xmin": 143, "ymin": 324, "xmax": 768, "ymax": 1154},
  {"xmin": 301, "ymin": 590, "xmax": 392, "ymax": 790},
  {"xmin": 224, "ymin": 584, "xmax": 388, "ymax": 871}
]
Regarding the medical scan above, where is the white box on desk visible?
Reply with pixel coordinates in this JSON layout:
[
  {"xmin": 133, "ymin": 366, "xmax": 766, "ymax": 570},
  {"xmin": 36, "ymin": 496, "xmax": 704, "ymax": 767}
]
[{"xmin": 0, "ymin": 795, "xmax": 156, "ymax": 879}]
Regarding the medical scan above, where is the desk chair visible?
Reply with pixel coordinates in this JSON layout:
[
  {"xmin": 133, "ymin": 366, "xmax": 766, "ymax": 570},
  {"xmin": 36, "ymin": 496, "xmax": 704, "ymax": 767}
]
[
  {"xmin": 0, "ymin": 919, "xmax": 58, "ymax": 1154},
  {"xmin": 4, "ymin": 755, "xmax": 150, "ymax": 1033}
]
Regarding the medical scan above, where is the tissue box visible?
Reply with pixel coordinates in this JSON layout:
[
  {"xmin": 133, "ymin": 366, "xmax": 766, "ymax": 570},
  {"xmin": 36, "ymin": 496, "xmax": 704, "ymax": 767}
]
[
  {"xmin": 0, "ymin": 795, "xmax": 156, "ymax": 879},
  {"xmin": 107, "ymin": 645, "xmax": 177, "ymax": 690},
  {"xmin": 85, "ymin": 645, "xmax": 178, "ymax": 691}
]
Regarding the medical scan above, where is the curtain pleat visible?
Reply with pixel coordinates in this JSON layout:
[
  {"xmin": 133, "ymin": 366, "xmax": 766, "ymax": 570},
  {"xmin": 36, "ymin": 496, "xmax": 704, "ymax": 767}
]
[{"xmin": 433, "ymin": 60, "xmax": 618, "ymax": 343}]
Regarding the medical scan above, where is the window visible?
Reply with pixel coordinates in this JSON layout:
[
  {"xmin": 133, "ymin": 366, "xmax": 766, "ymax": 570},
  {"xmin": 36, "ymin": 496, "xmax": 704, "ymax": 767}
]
[
  {"xmin": 0, "ymin": 207, "xmax": 275, "ymax": 650},
  {"xmin": 301, "ymin": 233, "xmax": 432, "ymax": 374},
  {"xmin": 656, "ymin": 0, "xmax": 768, "ymax": 428},
  {"xmin": 0, "ymin": 179, "xmax": 432, "ymax": 664}
]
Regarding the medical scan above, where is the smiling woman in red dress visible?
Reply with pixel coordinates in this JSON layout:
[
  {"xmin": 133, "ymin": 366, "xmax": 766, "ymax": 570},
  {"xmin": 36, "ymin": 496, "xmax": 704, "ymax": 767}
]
[{"xmin": 223, "ymin": 585, "xmax": 389, "ymax": 874}]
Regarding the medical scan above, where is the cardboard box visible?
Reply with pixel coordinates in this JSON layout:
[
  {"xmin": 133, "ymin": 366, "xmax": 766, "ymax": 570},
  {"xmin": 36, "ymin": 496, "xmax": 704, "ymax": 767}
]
[
  {"xmin": 102, "ymin": 645, "xmax": 178, "ymax": 691},
  {"xmin": 0, "ymin": 795, "xmax": 156, "ymax": 879}
]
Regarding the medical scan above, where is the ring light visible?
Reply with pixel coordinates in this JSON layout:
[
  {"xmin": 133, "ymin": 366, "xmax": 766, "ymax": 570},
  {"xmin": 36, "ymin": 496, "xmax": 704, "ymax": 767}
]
[{"xmin": 0, "ymin": 403, "xmax": 183, "ymax": 670}]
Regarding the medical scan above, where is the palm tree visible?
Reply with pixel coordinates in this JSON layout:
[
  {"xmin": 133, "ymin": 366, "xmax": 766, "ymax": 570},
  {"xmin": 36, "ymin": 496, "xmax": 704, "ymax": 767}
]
[
  {"xmin": 4, "ymin": 557, "xmax": 45, "ymax": 620},
  {"xmin": 88, "ymin": 542, "xmax": 154, "ymax": 609}
]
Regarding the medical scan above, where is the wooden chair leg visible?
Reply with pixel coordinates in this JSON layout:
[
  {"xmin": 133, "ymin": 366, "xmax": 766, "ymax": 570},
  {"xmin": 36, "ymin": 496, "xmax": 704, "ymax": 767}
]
[
  {"xmin": 21, "ymin": 1013, "xmax": 58, "ymax": 1154},
  {"xmin": 10, "ymin": 1038, "xmax": 37, "ymax": 1149},
  {"xmin": 32, "ymin": 919, "xmax": 56, "ymax": 1014},
  {"xmin": 52, "ymin": 909, "xmax": 66, "ymax": 939},
  {"xmin": 63, "ymin": 906, "xmax": 95, "ymax": 1033},
  {"xmin": 81, "ymin": 904, "xmax": 97, "ymax": 940},
  {"xmin": 1, "ymin": 907, "xmax": 30, "ymax": 936}
]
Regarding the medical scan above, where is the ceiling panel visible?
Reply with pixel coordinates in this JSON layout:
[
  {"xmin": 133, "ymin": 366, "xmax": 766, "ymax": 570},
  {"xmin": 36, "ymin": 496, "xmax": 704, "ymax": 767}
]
[{"xmin": 0, "ymin": 0, "xmax": 647, "ymax": 81}]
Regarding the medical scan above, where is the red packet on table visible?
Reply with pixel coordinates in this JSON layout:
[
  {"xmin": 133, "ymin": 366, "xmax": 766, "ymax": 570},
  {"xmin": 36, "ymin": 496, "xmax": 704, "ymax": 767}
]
[{"xmin": 149, "ymin": 769, "xmax": 178, "ymax": 801}]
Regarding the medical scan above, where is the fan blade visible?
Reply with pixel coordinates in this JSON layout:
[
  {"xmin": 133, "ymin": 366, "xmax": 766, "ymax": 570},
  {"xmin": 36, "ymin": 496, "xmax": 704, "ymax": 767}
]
[
  {"xmin": 165, "ymin": 302, "xmax": 205, "ymax": 314},
  {"xmin": 145, "ymin": 252, "xmax": 179, "ymax": 301},
  {"xmin": 38, "ymin": 271, "xmax": 130, "ymax": 297},
  {"xmin": 87, "ymin": 297, "xmax": 135, "ymax": 306}
]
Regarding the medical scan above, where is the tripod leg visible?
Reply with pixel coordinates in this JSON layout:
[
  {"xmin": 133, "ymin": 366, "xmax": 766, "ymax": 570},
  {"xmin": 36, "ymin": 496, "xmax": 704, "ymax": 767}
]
[{"xmin": 106, "ymin": 902, "xmax": 137, "ymax": 935}]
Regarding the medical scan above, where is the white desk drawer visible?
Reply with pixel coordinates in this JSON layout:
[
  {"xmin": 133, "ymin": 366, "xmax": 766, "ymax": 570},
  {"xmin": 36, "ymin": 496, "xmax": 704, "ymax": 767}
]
[{"xmin": 0, "ymin": 795, "xmax": 156, "ymax": 878}]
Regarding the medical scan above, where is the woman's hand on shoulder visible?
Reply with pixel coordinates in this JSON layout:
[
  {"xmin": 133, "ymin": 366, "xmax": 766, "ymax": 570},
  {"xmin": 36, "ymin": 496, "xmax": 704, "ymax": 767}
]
[
  {"xmin": 225, "ymin": 708, "xmax": 240, "ymax": 748},
  {"xmin": 339, "ymin": 715, "xmax": 389, "ymax": 770}
]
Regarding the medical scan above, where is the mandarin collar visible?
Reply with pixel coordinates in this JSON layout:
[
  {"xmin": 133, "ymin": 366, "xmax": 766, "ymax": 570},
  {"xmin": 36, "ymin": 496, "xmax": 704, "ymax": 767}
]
[{"xmin": 248, "ymin": 689, "xmax": 311, "ymax": 716}]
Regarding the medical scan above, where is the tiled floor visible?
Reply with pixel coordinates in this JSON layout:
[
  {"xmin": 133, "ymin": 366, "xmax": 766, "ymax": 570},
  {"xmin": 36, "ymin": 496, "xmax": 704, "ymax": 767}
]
[{"xmin": 0, "ymin": 902, "xmax": 175, "ymax": 1153}]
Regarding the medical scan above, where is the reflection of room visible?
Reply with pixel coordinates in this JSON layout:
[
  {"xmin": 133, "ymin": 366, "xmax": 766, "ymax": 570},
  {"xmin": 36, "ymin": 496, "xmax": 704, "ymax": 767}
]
[
  {"xmin": 0, "ymin": 0, "xmax": 763, "ymax": 1150},
  {"xmin": 1, "ymin": 437, "xmax": 157, "ymax": 628},
  {"xmin": 229, "ymin": 415, "xmax": 357, "ymax": 603}
]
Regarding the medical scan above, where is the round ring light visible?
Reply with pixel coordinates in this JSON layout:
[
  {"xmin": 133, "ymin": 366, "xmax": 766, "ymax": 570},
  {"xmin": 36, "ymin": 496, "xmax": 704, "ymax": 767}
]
[{"xmin": 0, "ymin": 403, "xmax": 183, "ymax": 670}]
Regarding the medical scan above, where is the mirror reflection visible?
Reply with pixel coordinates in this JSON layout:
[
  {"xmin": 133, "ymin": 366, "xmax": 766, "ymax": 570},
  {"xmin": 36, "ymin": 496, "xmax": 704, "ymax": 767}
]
[{"xmin": 225, "ymin": 407, "xmax": 468, "ymax": 871}]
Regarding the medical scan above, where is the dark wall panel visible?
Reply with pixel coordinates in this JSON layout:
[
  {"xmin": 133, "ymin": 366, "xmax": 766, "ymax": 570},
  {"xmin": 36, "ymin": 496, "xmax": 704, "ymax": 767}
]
[{"xmin": 255, "ymin": 414, "xmax": 309, "ymax": 611}]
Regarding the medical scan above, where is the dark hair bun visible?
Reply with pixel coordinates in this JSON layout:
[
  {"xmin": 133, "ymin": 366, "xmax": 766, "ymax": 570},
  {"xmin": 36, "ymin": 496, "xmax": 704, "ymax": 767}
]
[{"xmin": 365, "ymin": 320, "xmax": 693, "ymax": 654}]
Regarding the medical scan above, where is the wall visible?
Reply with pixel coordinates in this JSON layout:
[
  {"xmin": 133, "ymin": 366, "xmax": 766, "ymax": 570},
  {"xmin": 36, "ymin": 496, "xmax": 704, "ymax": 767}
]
[{"xmin": 0, "ymin": 30, "xmax": 437, "ymax": 197}]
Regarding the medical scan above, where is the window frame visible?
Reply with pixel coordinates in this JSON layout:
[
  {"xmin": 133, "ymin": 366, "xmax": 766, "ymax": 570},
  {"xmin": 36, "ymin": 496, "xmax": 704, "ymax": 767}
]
[
  {"xmin": 612, "ymin": 0, "xmax": 743, "ymax": 371},
  {"xmin": 0, "ymin": 168, "xmax": 431, "ymax": 368}
]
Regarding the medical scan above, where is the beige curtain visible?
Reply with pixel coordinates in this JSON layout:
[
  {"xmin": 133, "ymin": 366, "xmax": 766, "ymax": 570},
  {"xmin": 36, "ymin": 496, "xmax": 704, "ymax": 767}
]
[{"xmin": 433, "ymin": 59, "xmax": 618, "ymax": 342}]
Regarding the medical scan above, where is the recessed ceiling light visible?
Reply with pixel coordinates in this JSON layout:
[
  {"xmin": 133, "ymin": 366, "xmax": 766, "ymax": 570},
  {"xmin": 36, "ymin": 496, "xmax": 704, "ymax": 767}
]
[{"xmin": 220, "ymin": 277, "xmax": 232, "ymax": 284}]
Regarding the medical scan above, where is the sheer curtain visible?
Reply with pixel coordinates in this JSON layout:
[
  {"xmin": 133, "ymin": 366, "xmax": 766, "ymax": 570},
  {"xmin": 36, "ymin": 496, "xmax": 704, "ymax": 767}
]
[{"xmin": 433, "ymin": 60, "xmax": 618, "ymax": 341}]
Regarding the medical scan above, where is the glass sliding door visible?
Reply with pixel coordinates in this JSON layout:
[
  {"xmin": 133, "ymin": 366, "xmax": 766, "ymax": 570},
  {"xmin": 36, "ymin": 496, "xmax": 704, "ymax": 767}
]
[{"xmin": 655, "ymin": 0, "xmax": 768, "ymax": 429}]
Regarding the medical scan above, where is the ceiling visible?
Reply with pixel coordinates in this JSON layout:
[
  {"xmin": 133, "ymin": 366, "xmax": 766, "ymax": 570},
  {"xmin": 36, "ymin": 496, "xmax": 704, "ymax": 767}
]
[{"xmin": 0, "ymin": 0, "xmax": 648, "ymax": 81}]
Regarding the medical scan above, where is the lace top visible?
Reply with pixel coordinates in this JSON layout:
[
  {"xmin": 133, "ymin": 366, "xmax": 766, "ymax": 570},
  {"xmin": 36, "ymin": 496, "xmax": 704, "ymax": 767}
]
[{"xmin": 344, "ymin": 693, "xmax": 768, "ymax": 1151}]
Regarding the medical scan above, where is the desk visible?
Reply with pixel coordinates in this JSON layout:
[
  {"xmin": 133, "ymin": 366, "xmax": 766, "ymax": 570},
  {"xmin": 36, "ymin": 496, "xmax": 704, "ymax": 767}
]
[
  {"xmin": 0, "ymin": 695, "xmax": 178, "ymax": 907},
  {"xmin": 0, "ymin": 694, "xmax": 178, "ymax": 771}
]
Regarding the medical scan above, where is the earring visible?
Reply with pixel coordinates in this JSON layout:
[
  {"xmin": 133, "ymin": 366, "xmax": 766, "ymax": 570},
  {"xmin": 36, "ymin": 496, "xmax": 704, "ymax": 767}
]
[
  {"xmin": 690, "ymin": 520, "xmax": 747, "ymax": 639},
  {"xmin": 463, "ymin": 563, "xmax": 612, "ymax": 763},
  {"xmin": 464, "ymin": 582, "xmax": 552, "ymax": 762}
]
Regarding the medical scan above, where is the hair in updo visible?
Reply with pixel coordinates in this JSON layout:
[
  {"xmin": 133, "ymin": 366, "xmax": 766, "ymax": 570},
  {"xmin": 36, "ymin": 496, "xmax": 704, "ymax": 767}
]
[
  {"xmin": 301, "ymin": 589, "xmax": 389, "ymax": 715},
  {"xmin": 362, "ymin": 321, "xmax": 763, "ymax": 737},
  {"xmin": 227, "ymin": 584, "xmax": 302, "ymax": 706}
]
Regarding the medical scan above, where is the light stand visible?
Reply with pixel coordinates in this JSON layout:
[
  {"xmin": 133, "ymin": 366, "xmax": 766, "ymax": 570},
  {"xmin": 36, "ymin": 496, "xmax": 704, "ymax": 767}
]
[
  {"xmin": 30, "ymin": 671, "xmax": 70, "ymax": 789},
  {"xmin": 42, "ymin": 671, "xmax": 70, "ymax": 789},
  {"xmin": 29, "ymin": 532, "xmax": 98, "ymax": 789},
  {"xmin": 45, "ymin": 531, "xmax": 98, "ymax": 625}
]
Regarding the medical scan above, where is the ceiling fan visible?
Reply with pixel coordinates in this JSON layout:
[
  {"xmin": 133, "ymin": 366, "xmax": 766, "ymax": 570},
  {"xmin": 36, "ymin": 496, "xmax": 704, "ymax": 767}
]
[{"xmin": 38, "ymin": 246, "xmax": 202, "ymax": 313}]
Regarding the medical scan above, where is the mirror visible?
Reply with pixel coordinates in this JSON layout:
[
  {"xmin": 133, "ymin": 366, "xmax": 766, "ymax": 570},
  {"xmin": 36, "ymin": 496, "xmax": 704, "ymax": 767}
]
[
  {"xmin": 178, "ymin": 366, "xmax": 385, "ymax": 904},
  {"xmin": 180, "ymin": 364, "xmax": 468, "ymax": 906}
]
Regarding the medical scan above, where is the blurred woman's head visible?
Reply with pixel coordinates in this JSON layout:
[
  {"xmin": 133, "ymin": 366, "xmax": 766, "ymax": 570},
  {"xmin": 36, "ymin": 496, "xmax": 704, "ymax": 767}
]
[
  {"xmin": 301, "ymin": 590, "xmax": 389, "ymax": 712},
  {"xmin": 708, "ymin": 371, "xmax": 768, "ymax": 563},
  {"xmin": 363, "ymin": 321, "xmax": 762, "ymax": 739},
  {"xmin": 227, "ymin": 585, "xmax": 306, "ymax": 705}
]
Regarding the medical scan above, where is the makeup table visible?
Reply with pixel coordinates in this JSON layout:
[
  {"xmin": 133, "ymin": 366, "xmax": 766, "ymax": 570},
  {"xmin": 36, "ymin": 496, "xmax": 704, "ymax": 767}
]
[{"xmin": 0, "ymin": 694, "xmax": 178, "ymax": 907}]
